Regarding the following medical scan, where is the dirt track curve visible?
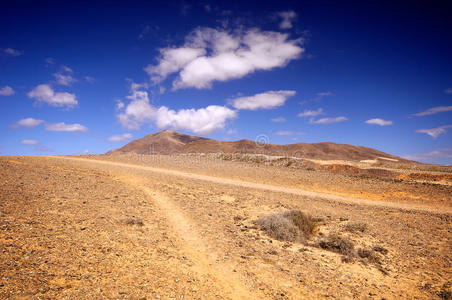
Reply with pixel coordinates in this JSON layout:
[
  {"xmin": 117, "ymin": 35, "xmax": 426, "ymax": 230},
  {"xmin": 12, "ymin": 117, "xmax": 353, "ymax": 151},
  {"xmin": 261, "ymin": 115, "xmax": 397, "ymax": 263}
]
[{"xmin": 52, "ymin": 156, "xmax": 451, "ymax": 214}]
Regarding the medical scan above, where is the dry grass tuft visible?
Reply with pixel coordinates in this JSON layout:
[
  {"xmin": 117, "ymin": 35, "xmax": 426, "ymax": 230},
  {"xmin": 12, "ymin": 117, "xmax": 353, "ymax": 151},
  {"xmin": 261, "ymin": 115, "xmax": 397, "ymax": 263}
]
[
  {"xmin": 344, "ymin": 222, "xmax": 367, "ymax": 233},
  {"xmin": 357, "ymin": 248, "xmax": 380, "ymax": 264},
  {"xmin": 254, "ymin": 210, "xmax": 317, "ymax": 242}
]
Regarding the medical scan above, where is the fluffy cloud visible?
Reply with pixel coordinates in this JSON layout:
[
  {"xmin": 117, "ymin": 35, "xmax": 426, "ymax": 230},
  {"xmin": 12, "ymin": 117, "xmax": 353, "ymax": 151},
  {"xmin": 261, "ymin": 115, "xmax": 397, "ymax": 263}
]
[
  {"xmin": 415, "ymin": 125, "xmax": 452, "ymax": 139},
  {"xmin": 310, "ymin": 116, "xmax": 348, "ymax": 124},
  {"xmin": 412, "ymin": 106, "xmax": 452, "ymax": 117},
  {"xmin": 117, "ymin": 89, "xmax": 155, "ymax": 130},
  {"xmin": 231, "ymin": 90, "xmax": 295, "ymax": 110},
  {"xmin": 117, "ymin": 83, "xmax": 237, "ymax": 135},
  {"xmin": 53, "ymin": 66, "xmax": 77, "ymax": 86},
  {"xmin": 13, "ymin": 117, "xmax": 44, "ymax": 128},
  {"xmin": 145, "ymin": 27, "xmax": 304, "ymax": 89},
  {"xmin": 155, "ymin": 105, "xmax": 236, "ymax": 135},
  {"xmin": 271, "ymin": 117, "xmax": 286, "ymax": 122},
  {"xmin": 444, "ymin": 88, "xmax": 452, "ymax": 94},
  {"xmin": 278, "ymin": 10, "xmax": 297, "ymax": 29},
  {"xmin": 54, "ymin": 73, "xmax": 77, "ymax": 86},
  {"xmin": 298, "ymin": 108, "xmax": 323, "ymax": 117},
  {"xmin": 27, "ymin": 84, "xmax": 78, "ymax": 107},
  {"xmin": 0, "ymin": 86, "xmax": 14, "ymax": 96},
  {"xmin": 108, "ymin": 133, "xmax": 133, "ymax": 142},
  {"xmin": 365, "ymin": 118, "xmax": 393, "ymax": 126},
  {"xmin": 3, "ymin": 48, "xmax": 23, "ymax": 56},
  {"xmin": 45, "ymin": 122, "xmax": 88, "ymax": 132}
]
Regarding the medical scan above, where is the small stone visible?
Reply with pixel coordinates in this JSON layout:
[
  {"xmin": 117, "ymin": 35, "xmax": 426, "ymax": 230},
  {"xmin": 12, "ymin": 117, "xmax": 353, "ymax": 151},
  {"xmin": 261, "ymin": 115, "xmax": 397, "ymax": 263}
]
[{"xmin": 80, "ymin": 226, "xmax": 86, "ymax": 230}]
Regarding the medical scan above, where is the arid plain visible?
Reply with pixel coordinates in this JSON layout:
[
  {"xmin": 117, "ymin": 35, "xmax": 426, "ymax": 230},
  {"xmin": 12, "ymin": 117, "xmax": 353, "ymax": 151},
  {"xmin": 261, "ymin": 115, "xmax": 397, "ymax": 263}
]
[{"xmin": 1, "ymin": 144, "xmax": 451, "ymax": 299}]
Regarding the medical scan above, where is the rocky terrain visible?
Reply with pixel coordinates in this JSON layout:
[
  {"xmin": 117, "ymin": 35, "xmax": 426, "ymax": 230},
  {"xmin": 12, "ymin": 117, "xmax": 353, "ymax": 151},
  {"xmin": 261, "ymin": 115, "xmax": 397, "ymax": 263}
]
[{"xmin": 0, "ymin": 155, "xmax": 451, "ymax": 299}]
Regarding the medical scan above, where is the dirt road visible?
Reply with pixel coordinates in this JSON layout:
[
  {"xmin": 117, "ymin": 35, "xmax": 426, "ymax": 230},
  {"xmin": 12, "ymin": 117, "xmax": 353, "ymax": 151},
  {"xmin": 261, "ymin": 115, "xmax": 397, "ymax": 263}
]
[
  {"xmin": 1, "ymin": 156, "xmax": 451, "ymax": 299},
  {"xmin": 52, "ymin": 156, "xmax": 451, "ymax": 214}
]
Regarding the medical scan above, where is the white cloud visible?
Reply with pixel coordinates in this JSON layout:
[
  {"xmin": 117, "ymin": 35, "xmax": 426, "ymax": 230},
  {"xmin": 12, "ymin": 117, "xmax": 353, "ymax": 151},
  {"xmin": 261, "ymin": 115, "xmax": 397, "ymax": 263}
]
[
  {"xmin": 275, "ymin": 131, "xmax": 293, "ymax": 136},
  {"xmin": 310, "ymin": 116, "xmax": 348, "ymax": 124},
  {"xmin": 316, "ymin": 92, "xmax": 333, "ymax": 97},
  {"xmin": 108, "ymin": 133, "xmax": 133, "ymax": 142},
  {"xmin": 145, "ymin": 27, "xmax": 304, "ymax": 89},
  {"xmin": 300, "ymin": 92, "xmax": 333, "ymax": 105},
  {"xmin": 20, "ymin": 139, "xmax": 39, "ymax": 145},
  {"xmin": 3, "ymin": 48, "xmax": 23, "ymax": 56},
  {"xmin": 402, "ymin": 148, "xmax": 452, "ymax": 163},
  {"xmin": 275, "ymin": 131, "xmax": 304, "ymax": 136},
  {"xmin": 415, "ymin": 125, "xmax": 452, "ymax": 139},
  {"xmin": 145, "ymin": 47, "xmax": 206, "ymax": 84},
  {"xmin": 0, "ymin": 86, "xmax": 14, "ymax": 96},
  {"xmin": 226, "ymin": 128, "xmax": 237, "ymax": 134},
  {"xmin": 412, "ymin": 106, "xmax": 452, "ymax": 117},
  {"xmin": 117, "ymin": 83, "xmax": 236, "ymax": 135},
  {"xmin": 13, "ymin": 118, "xmax": 44, "ymax": 128},
  {"xmin": 45, "ymin": 122, "xmax": 88, "ymax": 132},
  {"xmin": 27, "ymin": 84, "xmax": 78, "ymax": 107},
  {"xmin": 278, "ymin": 10, "xmax": 297, "ymax": 29},
  {"xmin": 117, "ymin": 89, "xmax": 155, "ymax": 130},
  {"xmin": 444, "ymin": 88, "xmax": 452, "ymax": 94},
  {"xmin": 53, "ymin": 65, "xmax": 77, "ymax": 86},
  {"xmin": 298, "ymin": 108, "xmax": 323, "ymax": 117},
  {"xmin": 271, "ymin": 117, "xmax": 286, "ymax": 122},
  {"xmin": 155, "ymin": 105, "xmax": 237, "ymax": 135},
  {"xmin": 115, "ymin": 99, "xmax": 125, "ymax": 110},
  {"xmin": 53, "ymin": 73, "xmax": 77, "ymax": 86},
  {"xmin": 20, "ymin": 139, "xmax": 51, "ymax": 152},
  {"xmin": 231, "ymin": 90, "xmax": 295, "ymax": 110},
  {"xmin": 365, "ymin": 118, "xmax": 393, "ymax": 126},
  {"xmin": 61, "ymin": 65, "xmax": 73, "ymax": 73}
]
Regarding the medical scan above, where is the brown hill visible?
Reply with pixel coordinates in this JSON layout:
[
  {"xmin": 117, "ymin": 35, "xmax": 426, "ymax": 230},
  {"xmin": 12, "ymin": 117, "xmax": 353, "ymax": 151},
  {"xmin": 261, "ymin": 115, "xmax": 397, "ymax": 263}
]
[{"xmin": 106, "ymin": 130, "xmax": 410, "ymax": 162}]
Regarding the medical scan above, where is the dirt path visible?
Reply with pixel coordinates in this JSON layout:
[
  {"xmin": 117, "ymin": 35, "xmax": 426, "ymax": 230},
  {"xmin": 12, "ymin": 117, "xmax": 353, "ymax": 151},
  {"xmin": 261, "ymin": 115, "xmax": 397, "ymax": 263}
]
[
  {"xmin": 52, "ymin": 156, "xmax": 451, "ymax": 214},
  {"xmin": 118, "ymin": 175, "xmax": 264, "ymax": 299}
]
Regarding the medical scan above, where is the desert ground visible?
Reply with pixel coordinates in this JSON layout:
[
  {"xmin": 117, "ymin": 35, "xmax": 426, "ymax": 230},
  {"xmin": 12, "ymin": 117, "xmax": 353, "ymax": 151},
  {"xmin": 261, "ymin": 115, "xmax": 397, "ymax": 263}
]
[{"xmin": 0, "ymin": 154, "xmax": 451, "ymax": 299}]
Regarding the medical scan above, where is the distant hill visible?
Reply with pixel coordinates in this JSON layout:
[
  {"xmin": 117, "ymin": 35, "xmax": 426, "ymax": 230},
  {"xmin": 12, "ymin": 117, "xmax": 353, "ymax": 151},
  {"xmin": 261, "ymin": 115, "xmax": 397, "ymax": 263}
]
[{"xmin": 106, "ymin": 130, "xmax": 411, "ymax": 162}]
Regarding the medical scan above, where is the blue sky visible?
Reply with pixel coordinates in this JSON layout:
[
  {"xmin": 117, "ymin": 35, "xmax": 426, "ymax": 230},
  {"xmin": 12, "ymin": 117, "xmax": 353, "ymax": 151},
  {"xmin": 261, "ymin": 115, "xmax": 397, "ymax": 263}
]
[{"xmin": 1, "ymin": 0, "xmax": 451, "ymax": 164}]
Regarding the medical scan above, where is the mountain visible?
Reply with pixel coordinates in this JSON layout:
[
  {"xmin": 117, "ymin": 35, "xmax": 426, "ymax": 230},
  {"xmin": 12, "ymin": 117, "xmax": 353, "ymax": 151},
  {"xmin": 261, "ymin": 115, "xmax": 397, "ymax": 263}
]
[{"xmin": 106, "ymin": 130, "xmax": 411, "ymax": 163}]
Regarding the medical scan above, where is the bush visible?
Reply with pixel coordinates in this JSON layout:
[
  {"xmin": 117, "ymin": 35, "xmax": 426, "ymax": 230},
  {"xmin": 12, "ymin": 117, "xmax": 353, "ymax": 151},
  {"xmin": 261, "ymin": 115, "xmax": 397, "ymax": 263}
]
[
  {"xmin": 357, "ymin": 248, "xmax": 380, "ymax": 264},
  {"xmin": 318, "ymin": 234, "xmax": 355, "ymax": 256},
  {"xmin": 344, "ymin": 222, "xmax": 367, "ymax": 233},
  {"xmin": 254, "ymin": 210, "xmax": 317, "ymax": 242}
]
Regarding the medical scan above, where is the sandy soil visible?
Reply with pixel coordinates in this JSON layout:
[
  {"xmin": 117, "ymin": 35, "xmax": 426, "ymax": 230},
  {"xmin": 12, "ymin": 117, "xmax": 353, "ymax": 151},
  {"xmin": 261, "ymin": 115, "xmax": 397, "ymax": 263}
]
[{"xmin": 1, "ymin": 155, "xmax": 451, "ymax": 299}]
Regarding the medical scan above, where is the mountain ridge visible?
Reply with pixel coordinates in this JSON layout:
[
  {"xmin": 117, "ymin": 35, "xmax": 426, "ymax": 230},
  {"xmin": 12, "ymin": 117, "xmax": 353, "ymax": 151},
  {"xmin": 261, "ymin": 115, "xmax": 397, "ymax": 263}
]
[{"xmin": 106, "ymin": 130, "xmax": 411, "ymax": 162}]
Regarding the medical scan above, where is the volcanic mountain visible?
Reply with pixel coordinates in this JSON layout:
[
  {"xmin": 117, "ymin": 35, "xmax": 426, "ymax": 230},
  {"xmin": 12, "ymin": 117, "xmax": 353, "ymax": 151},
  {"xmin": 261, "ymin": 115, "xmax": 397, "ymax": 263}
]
[{"xmin": 106, "ymin": 130, "xmax": 410, "ymax": 162}]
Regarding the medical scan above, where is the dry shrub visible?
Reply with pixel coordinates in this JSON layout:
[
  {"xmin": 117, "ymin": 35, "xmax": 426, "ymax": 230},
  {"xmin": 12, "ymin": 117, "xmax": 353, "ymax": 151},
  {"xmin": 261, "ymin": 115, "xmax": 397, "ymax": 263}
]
[
  {"xmin": 344, "ymin": 222, "xmax": 367, "ymax": 233},
  {"xmin": 373, "ymin": 245, "xmax": 388, "ymax": 255},
  {"xmin": 357, "ymin": 248, "xmax": 380, "ymax": 264},
  {"xmin": 254, "ymin": 210, "xmax": 317, "ymax": 242},
  {"xmin": 318, "ymin": 234, "xmax": 355, "ymax": 256}
]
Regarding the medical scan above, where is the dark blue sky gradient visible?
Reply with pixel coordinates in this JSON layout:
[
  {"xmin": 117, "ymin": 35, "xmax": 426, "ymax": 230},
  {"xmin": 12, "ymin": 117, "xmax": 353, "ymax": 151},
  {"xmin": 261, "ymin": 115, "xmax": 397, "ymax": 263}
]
[{"xmin": 1, "ymin": 1, "xmax": 451, "ymax": 163}]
